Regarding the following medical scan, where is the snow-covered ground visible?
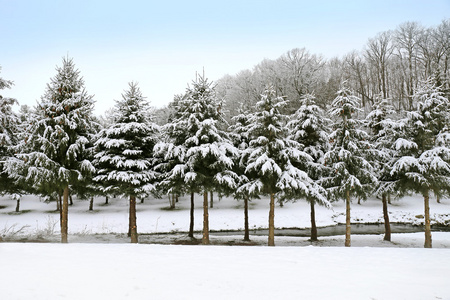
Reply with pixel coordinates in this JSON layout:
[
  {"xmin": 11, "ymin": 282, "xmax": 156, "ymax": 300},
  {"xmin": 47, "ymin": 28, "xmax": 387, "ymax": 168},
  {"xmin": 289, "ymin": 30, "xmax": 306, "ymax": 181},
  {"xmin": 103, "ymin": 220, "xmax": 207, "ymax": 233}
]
[
  {"xmin": 1, "ymin": 193, "xmax": 450, "ymax": 245},
  {"xmin": 1, "ymin": 243, "xmax": 449, "ymax": 300},
  {"xmin": 1, "ymin": 194, "xmax": 450, "ymax": 299}
]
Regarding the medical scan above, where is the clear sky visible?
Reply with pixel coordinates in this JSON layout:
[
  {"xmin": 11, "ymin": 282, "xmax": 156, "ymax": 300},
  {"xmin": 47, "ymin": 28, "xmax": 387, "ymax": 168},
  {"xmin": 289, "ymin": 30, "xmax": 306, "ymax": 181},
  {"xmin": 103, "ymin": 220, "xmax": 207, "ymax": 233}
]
[{"xmin": 1, "ymin": 0, "xmax": 449, "ymax": 114}]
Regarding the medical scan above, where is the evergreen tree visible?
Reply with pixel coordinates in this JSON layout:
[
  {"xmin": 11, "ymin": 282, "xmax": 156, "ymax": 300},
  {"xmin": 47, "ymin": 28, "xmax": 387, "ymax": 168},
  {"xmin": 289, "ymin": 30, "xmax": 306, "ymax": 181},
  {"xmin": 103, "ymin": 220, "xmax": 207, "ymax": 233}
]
[
  {"xmin": 93, "ymin": 82, "xmax": 159, "ymax": 243},
  {"xmin": 366, "ymin": 95, "xmax": 400, "ymax": 241},
  {"xmin": 156, "ymin": 74, "xmax": 237, "ymax": 244},
  {"xmin": 154, "ymin": 94, "xmax": 199, "ymax": 239},
  {"xmin": 185, "ymin": 75, "xmax": 237, "ymax": 244},
  {"xmin": 242, "ymin": 86, "xmax": 326, "ymax": 246},
  {"xmin": 323, "ymin": 83, "xmax": 377, "ymax": 247},
  {"xmin": 154, "ymin": 95, "xmax": 190, "ymax": 201},
  {"xmin": 6, "ymin": 57, "xmax": 95, "ymax": 243},
  {"xmin": 230, "ymin": 110, "xmax": 257, "ymax": 242},
  {"xmin": 71, "ymin": 115, "xmax": 102, "ymax": 210},
  {"xmin": 0, "ymin": 69, "xmax": 21, "ymax": 196},
  {"xmin": 390, "ymin": 79, "xmax": 450, "ymax": 248},
  {"xmin": 287, "ymin": 93, "xmax": 331, "ymax": 241}
]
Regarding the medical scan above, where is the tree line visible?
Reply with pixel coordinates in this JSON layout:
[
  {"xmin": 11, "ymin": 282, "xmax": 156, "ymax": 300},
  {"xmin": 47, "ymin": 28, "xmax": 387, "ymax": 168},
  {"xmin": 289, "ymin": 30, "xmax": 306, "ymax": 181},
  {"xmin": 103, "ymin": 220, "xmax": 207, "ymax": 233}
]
[{"xmin": 0, "ymin": 19, "xmax": 449, "ymax": 248}]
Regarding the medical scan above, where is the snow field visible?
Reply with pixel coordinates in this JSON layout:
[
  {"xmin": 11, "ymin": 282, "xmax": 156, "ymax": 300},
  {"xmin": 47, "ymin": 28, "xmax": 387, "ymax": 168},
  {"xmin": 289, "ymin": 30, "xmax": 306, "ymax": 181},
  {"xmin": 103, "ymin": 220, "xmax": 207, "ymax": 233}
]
[
  {"xmin": 1, "ymin": 194, "xmax": 450, "ymax": 299},
  {"xmin": 1, "ymin": 243, "xmax": 449, "ymax": 300}
]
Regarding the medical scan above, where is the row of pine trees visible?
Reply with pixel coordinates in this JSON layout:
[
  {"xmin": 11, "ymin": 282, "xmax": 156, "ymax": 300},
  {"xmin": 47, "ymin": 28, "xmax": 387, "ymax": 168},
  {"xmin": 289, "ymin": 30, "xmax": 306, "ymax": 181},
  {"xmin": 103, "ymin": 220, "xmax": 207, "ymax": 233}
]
[{"xmin": 1, "ymin": 57, "xmax": 449, "ymax": 248}]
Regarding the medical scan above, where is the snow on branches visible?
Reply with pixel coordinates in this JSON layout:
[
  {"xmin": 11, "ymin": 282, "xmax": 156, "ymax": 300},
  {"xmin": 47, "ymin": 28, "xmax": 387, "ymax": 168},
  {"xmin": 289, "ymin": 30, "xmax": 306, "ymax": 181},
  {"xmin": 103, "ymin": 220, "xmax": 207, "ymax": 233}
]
[{"xmin": 93, "ymin": 82, "xmax": 159, "ymax": 198}]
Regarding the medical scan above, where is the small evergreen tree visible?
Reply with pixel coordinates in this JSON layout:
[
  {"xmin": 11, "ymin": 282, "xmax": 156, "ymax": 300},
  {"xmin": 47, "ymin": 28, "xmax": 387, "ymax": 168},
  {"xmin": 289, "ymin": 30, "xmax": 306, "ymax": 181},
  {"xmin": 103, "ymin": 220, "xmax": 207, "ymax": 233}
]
[
  {"xmin": 287, "ymin": 93, "xmax": 331, "ymax": 241},
  {"xmin": 6, "ymin": 57, "xmax": 95, "ymax": 243},
  {"xmin": 0, "ymin": 68, "xmax": 21, "ymax": 196},
  {"xmin": 154, "ymin": 94, "xmax": 199, "ymax": 239},
  {"xmin": 390, "ymin": 79, "xmax": 450, "ymax": 248},
  {"xmin": 71, "ymin": 115, "xmax": 102, "ymax": 210},
  {"xmin": 93, "ymin": 82, "xmax": 159, "ymax": 243},
  {"xmin": 323, "ymin": 83, "xmax": 377, "ymax": 247},
  {"xmin": 366, "ymin": 96, "xmax": 400, "ymax": 241},
  {"xmin": 230, "ymin": 110, "xmax": 257, "ymax": 242}
]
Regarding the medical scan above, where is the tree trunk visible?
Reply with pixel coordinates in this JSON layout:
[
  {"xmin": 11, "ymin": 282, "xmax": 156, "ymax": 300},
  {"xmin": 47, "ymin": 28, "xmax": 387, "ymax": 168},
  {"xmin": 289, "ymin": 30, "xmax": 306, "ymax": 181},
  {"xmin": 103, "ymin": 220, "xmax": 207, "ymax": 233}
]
[
  {"xmin": 437, "ymin": 195, "xmax": 441, "ymax": 204},
  {"xmin": 15, "ymin": 198, "xmax": 20, "ymax": 213},
  {"xmin": 69, "ymin": 193, "xmax": 73, "ymax": 206},
  {"xmin": 345, "ymin": 190, "xmax": 351, "ymax": 247},
  {"xmin": 89, "ymin": 196, "xmax": 94, "ymax": 211},
  {"xmin": 310, "ymin": 200, "xmax": 318, "ymax": 242},
  {"xmin": 169, "ymin": 194, "xmax": 175, "ymax": 209},
  {"xmin": 268, "ymin": 193, "xmax": 275, "ymax": 246},
  {"xmin": 244, "ymin": 196, "xmax": 250, "ymax": 242},
  {"xmin": 210, "ymin": 191, "xmax": 214, "ymax": 208},
  {"xmin": 424, "ymin": 191, "xmax": 432, "ymax": 248},
  {"xmin": 57, "ymin": 194, "xmax": 61, "ymax": 212},
  {"xmin": 61, "ymin": 186, "xmax": 69, "ymax": 243},
  {"xmin": 58, "ymin": 193, "xmax": 62, "ymax": 228},
  {"xmin": 188, "ymin": 192, "xmax": 195, "ymax": 238},
  {"xmin": 388, "ymin": 193, "xmax": 391, "ymax": 204},
  {"xmin": 382, "ymin": 194, "xmax": 391, "ymax": 241},
  {"xmin": 129, "ymin": 195, "xmax": 138, "ymax": 243},
  {"xmin": 140, "ymin": 198, "xmax": 144, "ymax": 204},
  {"xmin": 202, "ymin": 191, "xmax": 209, "ymax": 245},
  {"xmin": 175, "ymin": 194, "xmax": 179, "ymax": 203},
  {"xmin": 105, "ymin": 196, "xmax": 109, "ymax": 205}
]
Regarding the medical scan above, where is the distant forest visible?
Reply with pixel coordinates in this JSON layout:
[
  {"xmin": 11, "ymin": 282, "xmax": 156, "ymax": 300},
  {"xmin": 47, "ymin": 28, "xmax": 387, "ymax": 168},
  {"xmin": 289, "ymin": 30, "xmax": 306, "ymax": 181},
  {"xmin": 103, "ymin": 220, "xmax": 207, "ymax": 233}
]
[{"xmin": 154, "ymin": 19, "xmax": 450, "ymax": 124}]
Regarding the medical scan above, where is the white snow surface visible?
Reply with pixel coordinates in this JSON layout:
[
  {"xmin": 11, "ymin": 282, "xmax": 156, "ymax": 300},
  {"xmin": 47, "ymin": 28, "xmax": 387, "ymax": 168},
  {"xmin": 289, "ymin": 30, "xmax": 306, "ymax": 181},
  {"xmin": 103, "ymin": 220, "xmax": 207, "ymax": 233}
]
[
  {"xmin": 1, "ymin": 194, "xmax": 450, "ymax": 299},
  {"xmin": 1, "ymin": 243, "xmax": 449, "ymax": 300}
]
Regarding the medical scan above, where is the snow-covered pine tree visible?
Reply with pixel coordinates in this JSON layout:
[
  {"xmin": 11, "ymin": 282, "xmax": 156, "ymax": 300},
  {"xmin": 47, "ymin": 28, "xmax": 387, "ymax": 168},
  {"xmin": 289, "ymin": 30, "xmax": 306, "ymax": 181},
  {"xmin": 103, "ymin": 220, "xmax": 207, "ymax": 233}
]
[
  {"xmin": 230, "ymin": 110, "xmax": 257, "ymax": 242},
  {"xmin": 390, "ymin": 79, "xmax": 450, "ymax": 248},
  {"xmin": 0, "ymin": 69, "xmax": 21, "ymax": 196},
  {"xmin": 242, "ymin": 86, "xmax": 326, "ymax": 246},
  {"xmin": 10, "ymin": 106, "xmax": 38, "ymax": 200},
  {"xmin": 154, "ymin": 93, "xmax": 200, "ymax": 239},
  {"xmin": 182, "ymin": 74, "xmax": 237, "ymax": 245},
  {"xmin": 71, "ymin": 115, "xmax": 102, "ymax": 211},
  {"xmin": 323, "ymin": 83, "xmax": 377, "ymax": 247},
  {"xmin": 154, "ymin": 95, "xmax": 189, "ymax": 199},
  {"xmin": 93, "ymin": 82, "xmax": 159, "ymax": 243},
  {"xmin": 366, "ymin": 95, "xmax": 400, "ymax": 241},
  {"xmin": 156, "ymin": 74, "xmax": 237, "ymax": 244},
  {"xmin": 287, "ymin": 93, "xmax": 331, "ymax": 241},
  {"xmin": 6, "ymin": 57, "xmax": 95, "ymax": 243}
]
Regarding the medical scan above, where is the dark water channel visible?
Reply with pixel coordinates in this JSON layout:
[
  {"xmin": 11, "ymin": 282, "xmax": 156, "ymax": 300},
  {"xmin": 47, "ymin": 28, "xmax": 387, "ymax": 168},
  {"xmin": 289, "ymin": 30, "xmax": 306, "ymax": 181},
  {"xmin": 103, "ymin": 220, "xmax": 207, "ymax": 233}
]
[{"xmin": 210, "ymin": 223, "xmax": 450, "ymax": 237}]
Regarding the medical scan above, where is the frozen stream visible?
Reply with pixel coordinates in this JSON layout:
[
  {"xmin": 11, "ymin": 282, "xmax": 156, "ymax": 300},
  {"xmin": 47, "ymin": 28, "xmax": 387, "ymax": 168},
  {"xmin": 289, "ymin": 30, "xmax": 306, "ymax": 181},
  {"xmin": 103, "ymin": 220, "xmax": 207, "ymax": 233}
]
[{"xmin": 207, "ymin": 223, "xmax": 450, "ymax": 237}]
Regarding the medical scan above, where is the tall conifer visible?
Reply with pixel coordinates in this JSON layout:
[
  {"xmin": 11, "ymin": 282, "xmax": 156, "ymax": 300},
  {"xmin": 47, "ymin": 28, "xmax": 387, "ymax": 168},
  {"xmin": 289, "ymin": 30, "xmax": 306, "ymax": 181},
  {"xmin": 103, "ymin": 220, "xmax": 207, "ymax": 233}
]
[
  {"xmin": 243, "ymin": 86, "xmax": 325, "ymax": 246},
  {"xmin": 323, "ymin": 83, "xmax": 376, "ymax": 247},
  {"xmin": 0, "ymin": 68, "xmax": 21, "ymax": 195},
  {"xmin": 390, "ymin": 79, "xmax": 450, "ymax": 248},
  {"xmin": 287, "ymin": 93, "xmax": 331, "ymax": 241},
  {"xmin": 6, "ymin": 57, "xmax": 95, "ymax": 243},
  {"xmin": 93, "ymin": 82, "xmax": 159, "ymax": 243},
  {"xmin": 366, "ymin": 96, "xmax": 400, "ymax": 241}
]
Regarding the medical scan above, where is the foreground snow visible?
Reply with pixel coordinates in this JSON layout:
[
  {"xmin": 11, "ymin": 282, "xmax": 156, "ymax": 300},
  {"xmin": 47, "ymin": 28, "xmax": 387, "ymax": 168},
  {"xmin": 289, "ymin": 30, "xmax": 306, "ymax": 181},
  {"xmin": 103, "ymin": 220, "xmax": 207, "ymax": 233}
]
[{"xmin": 1, "ymin": 243, "xmax": 449, "ymax": 300}]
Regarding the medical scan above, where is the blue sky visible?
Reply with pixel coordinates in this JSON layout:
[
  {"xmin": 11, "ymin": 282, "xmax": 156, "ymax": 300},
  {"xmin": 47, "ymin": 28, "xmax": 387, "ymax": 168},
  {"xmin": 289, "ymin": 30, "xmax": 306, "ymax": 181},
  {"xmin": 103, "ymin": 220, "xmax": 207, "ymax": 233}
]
[{"xmin": 1, "ymin": 0, "xmax": 449, "ymax": 114}]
